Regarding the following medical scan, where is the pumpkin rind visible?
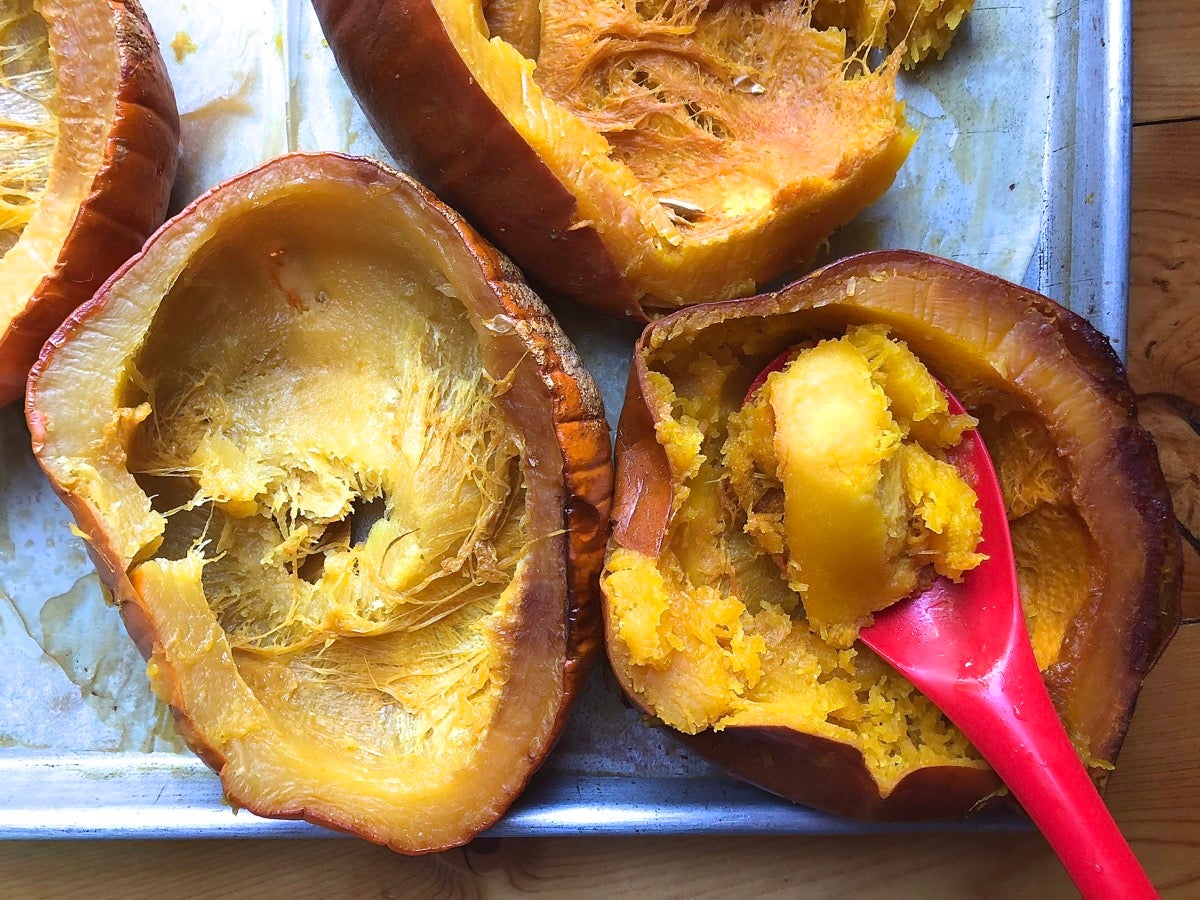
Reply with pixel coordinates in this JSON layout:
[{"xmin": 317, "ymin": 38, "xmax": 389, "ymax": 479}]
[
  {"xmin": 605, "ymin": 251, "xmax": 1181, "ymax": 819},
  {"xmin": 0, "ymin": 0, "xmax": 179, "ymax": 404},
  {"xmin": 312, "ymin": 0, "xmax": 918, "ymax": 319},
  {"xmin": 27, "ymin": 153, "xmax": 612, "ymax": 852}
]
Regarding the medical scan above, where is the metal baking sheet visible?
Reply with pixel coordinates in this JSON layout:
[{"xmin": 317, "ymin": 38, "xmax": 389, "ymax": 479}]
[{"xmin": 0, "ymin": 0, "xmax": 1129, "ymax": 838}]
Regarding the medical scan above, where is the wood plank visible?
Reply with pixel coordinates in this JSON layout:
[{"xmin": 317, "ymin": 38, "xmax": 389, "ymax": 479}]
[
  {"xmin": 1128, "ymin": 120, "xmax": 1200, "ymax": 618},
  {"xmin": 1129, "ymin": 122, "xmax": 1200, "ymax": 398},
  {"xmin": 1102, "ymin": 624, "xmax": 1200, "ymax": 896},
  {"xmin": 1136, "ymin": 395, "xmax": 1200, "ymax": 620},
  {"xmin": 2, "ymin": 625, "xmax": 1197, "ymax": 897},
  {"xmin": 1133, "ymin": 0, "xmax": 1200, "ymax": 125}
]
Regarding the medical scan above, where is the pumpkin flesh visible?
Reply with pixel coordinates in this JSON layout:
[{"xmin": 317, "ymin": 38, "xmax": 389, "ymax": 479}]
[
  {"xmin": 0, "ymin": 2, "xmax": 56, "ymax": 257},
  {"xmin": 0, "ymin": 0, "xmax": 178, "ymax": 404},
  {"xmin": 28, "ymin": 154, "xmax": 611, "ymax": 852},
  {"xmin": 724, "ymin": 327, "xmax": 984, "ymax": 648},
  {"xmin": 314, "ymin": 0, "xmax": 956, "ymax": 316},
  {"xmin": 603, "ymin": 252, "xmax": 1180, "ymax": 817},
  {"xmin": 1, "ymin": 0, "xmax": 113, "ymax": 323}
]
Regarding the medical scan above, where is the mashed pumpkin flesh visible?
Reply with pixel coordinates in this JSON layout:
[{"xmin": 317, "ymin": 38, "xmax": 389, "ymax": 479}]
[
  {"xmin": 603, "ymin": 325, "xmax": 1002, "ymax": 790},
  {"xmin": 725, "ymin": 326, "xmax": 984, "ymax": 647}
]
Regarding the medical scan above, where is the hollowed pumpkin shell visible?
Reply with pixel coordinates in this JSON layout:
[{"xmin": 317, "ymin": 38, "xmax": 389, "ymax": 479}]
[
  {"xmin": 26, "ymin": 153, "xmax": 612, "ymax": 852},
  {"xmin": 0, "ymin": 0, "xmax": 178, "ymax": 404},
  {"xmin": 310, "ymin": 0, "xmax": 967, "ymax": 318},
  {"xmin": 602, "ymin": 251, "xmax": 1180, "ymax": 819}
]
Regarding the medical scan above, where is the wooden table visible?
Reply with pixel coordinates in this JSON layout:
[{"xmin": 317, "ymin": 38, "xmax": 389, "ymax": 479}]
[{"xmin": 5, "ymin": 3, "xmax": 1198, "ymax": 896}]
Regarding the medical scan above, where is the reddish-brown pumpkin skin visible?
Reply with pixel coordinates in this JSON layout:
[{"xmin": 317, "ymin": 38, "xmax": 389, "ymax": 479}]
[
  {"xmin": 312, "ymin": 0, "xmax": 644, "ymax": 320},
  {"xmin": 0, "ymin": 0, "xmax": 179, "ymax": 405},
  {"xmin": 608, "ymin": 251, "xmax": 1181, "ymax": 820},
  {"xmin": 27, "ymin": 154, "xmax": 613, "ymax": 851}
]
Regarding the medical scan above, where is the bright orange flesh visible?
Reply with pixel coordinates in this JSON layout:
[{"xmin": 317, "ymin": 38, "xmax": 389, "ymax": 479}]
[
  {"xmin": 525, "ymin": 0, "xmax": 917, "ymax": 306},
  {"xmin": 534, "ymin": 0, "xmax": 896, "ymax": 246},
  {"xmin": 724, "ymin": 328, "xmax": 982, "ymax": 647},
  {"xmin": 367, "ymin": 0, "xmax": 974, "ymax": 311}
]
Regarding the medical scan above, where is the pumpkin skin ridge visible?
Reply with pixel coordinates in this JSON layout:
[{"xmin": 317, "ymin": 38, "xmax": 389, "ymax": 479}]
[
  {"xmin": 685, "ymin": 725, "xmax": 1002, "ymax": 821},
  {"xmin": 0, "ymin": 0, "xmax": 179, "ymax": 405},
  {"xmin": 27, "ymin": 153, "xmax": 613, "ymax": 853},
  {"xmin": 603, "ymin": 249, "xmax": 1181, "ymax": 820},
  {"xmin": 1015, "ymin": 294, "xmax": 1181, "ymax": 720},
  {"xmin": 443, "ymin": 234, "xmax": 614, "ymax": 710}
]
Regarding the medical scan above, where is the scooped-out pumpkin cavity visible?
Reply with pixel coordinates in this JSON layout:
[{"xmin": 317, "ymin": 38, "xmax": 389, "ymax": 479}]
[
  {"xmin": 115, "ymin": 202, "xmax": 529, "ymax": 769},
  {"xmin": 531, "ymin": 0, "xmax": 899, "ymax": 241},
  {"xmin": 30, "ymin": 155, "xmax": 612, "ymax": 851},
  {"xmin": 599, "ymin": 253, "xmax": 1179, "ymax": 818},
  {"xmin": 525, "ymin": 0, "xmax": 919, "ymax": 299},
  {"xmin": 526, "ymin": 0, "xmax": 972, "ymax": 257},
  {"xmin": 600, "ymin": 311, "xmax": 1111, "ymax": 794},
  {"xmin": 358, "ymin": 0, "xmax": 973, "ymax": 312},
  {"xmin": 0, "ymin": 0, "xmax": 176, "ymax": 407}
]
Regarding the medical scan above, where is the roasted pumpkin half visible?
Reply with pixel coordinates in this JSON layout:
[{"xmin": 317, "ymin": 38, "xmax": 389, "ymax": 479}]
[
  {"xmin": 0, "ymin": 0, "xmax": 178, "ymax": 404},
  {"xmin": 313, "ymin": 0, "xmax": 971, "ymax": 319},
  {"xmin": 26, "ymin": 153, "xmax": 612, "ymax": 852},
  {"xmin": 603, "ymin": 251, "xmax": 1180, "ymax": 819}
]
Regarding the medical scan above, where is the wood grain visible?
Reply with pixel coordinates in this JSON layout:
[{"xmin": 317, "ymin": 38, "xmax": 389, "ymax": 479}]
[
  {"xmin": 1132, "ymin": 0, "xmax": 1200, "ymax": 125},
  {"xmin": 1128, "ymin": 122, "xmax": 1200, "ymax": 401},
  {"xmin": 1128, "ymin": 120, "xmax": 1200, "ymax": 619},
  {"xmin": 1135, "ymin": 395, "xmax": 1200, "ymax": 619}
]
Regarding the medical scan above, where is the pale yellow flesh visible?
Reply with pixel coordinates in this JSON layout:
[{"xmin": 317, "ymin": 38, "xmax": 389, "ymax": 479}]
[
  {"xmin": 119, "ymin": 204, "xmax": 528, "ymax": 780},
  {"xmin": 757, "ymin": 330, "xmax": 982, "ymax": 647},
  {"xmin": 30, "ymin": 165, "xmax": 573, "ymax": 846},
  {"xmin": 812, "ymin": 0, "xmax": 975, "ymax": 67},
  {"xmin": 600, "ymin": 328, "xmax": 1003, "ymax": 792},
  {"xmin": 771, "ymin": 340, "xmax": 906, "ymax": 643},
  {"xmin": 602, "ymin": 333, "xmax": 977, "ymax": 779},
  {"xmin": 604, "ymin": 278, "xmax": 1118, "ymax": 792},
  {"xmin": 0, "ymin": 0, "xmax": 116, "ymax": 323},
  {"xmin": 0, "ymin": 2, "xmax": 55, "ymax": 252}
]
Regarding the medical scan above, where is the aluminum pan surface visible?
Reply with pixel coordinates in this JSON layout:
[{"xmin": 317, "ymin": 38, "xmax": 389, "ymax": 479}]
[{"xmin": 0, "ymin": 0, "xmax": 1130, "ymax": 838}]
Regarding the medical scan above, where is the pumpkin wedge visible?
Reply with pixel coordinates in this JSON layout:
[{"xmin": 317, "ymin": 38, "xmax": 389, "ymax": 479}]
[
  {"xmin": 27, "ymin": 153, "xmax": 612, "ymax": 852},
  {"xmin": 312, "ymin": 0, "xmax": 972, "ymax": 318},
  {"xmin": 603, "ymin": 251, "xmax": 1180, "ymax": 819},
  {"xmin": 0, "ymin": 0, "xmax": 178, "ymax": 404}
]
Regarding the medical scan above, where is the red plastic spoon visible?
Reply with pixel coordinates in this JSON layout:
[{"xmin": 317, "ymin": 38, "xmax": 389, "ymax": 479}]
[
  {"xmin": 745, "ymin": 357, "xmax": 1155, "ymax": 897},
  {"xmin": 859, "ymin": 390, "xmax": 1156, "ymax": 899}
]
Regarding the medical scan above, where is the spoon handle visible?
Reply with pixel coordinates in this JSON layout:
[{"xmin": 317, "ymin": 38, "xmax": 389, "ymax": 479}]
[{"xmin": 946, "ymin": 641, "xmax": 1157, "ymax": 899}]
